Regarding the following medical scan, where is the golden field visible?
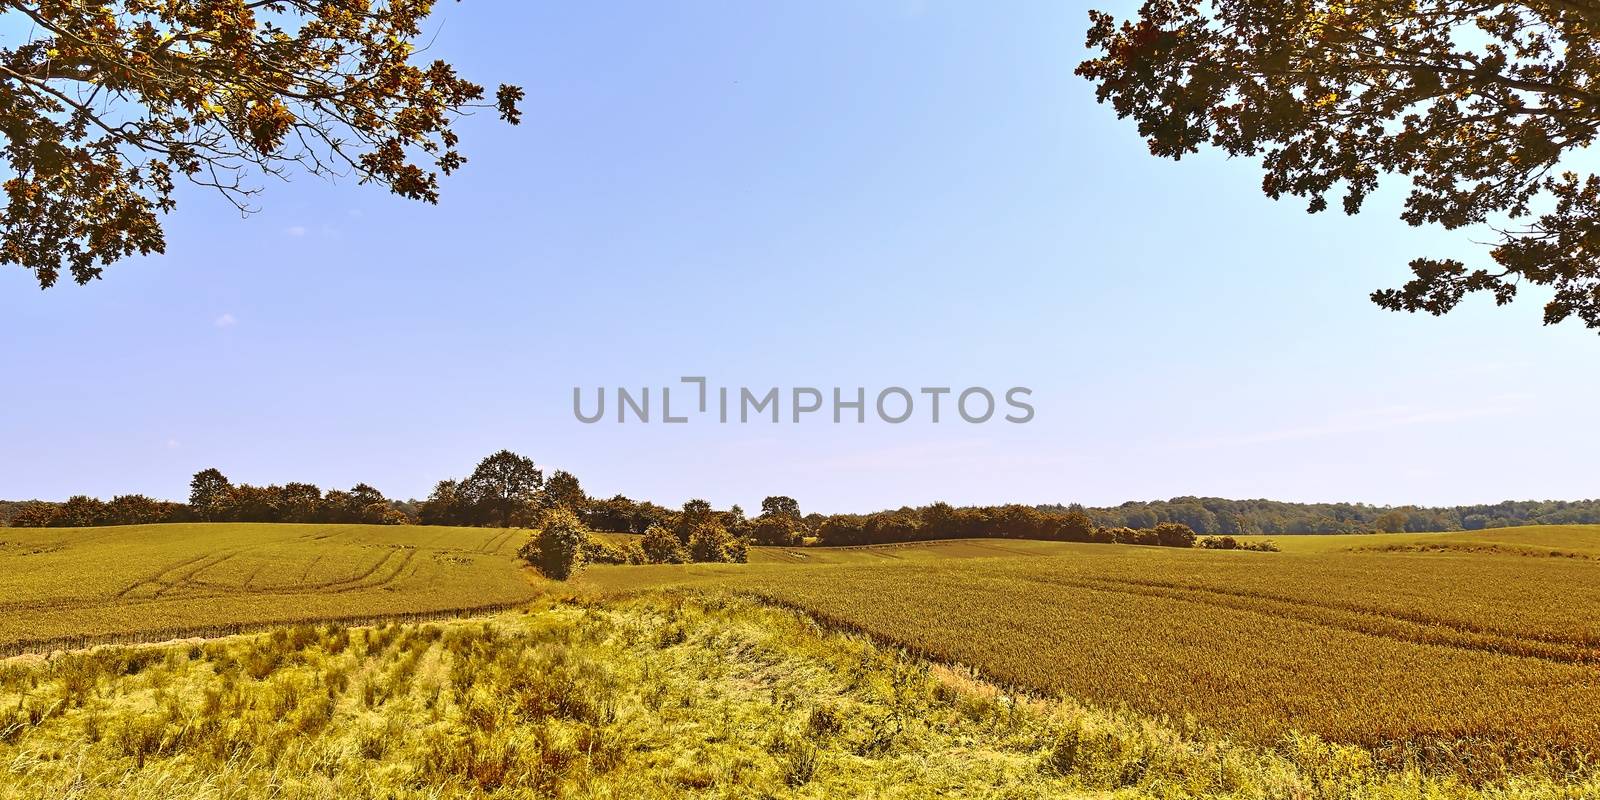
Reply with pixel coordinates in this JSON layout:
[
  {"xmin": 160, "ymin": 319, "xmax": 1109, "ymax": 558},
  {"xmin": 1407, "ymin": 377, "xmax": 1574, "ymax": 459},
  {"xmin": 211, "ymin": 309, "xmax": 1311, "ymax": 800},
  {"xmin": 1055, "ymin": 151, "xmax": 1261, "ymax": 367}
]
[
  {"xmin": 0, "ymin": 523, "xmax": 535, "ymax": 653},
  {"xmin": 5, "ymin": 522, "xmax": 1600, "ymax": 794},
  {"xmin": 4, "ymin": 594, "xmax": 1592, "ymax": 799}
]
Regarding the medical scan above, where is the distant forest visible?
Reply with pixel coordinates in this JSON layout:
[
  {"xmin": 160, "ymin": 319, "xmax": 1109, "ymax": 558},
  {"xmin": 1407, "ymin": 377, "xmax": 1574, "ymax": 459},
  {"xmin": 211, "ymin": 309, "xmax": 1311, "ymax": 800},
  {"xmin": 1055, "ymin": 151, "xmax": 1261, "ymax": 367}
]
[
  {"xmin": 1051, "ymin": 498, "xmax": 1600, "ymax": 534},
  {"xmin": 4, "ymin": 454, "xmax": 1599, "ymax": 537}
]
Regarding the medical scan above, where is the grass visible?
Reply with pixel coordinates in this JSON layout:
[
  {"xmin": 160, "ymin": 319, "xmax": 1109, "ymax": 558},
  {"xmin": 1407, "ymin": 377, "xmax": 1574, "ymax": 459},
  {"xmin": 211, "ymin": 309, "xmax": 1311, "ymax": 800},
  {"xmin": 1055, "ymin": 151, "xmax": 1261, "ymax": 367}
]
[
  {"xmin": 3, "ymin": 593, "xmax": 1592, "ymax": 799},
  {"xmin": 0, "ymin": 523, "xmax": 537, "ymax": 653}
]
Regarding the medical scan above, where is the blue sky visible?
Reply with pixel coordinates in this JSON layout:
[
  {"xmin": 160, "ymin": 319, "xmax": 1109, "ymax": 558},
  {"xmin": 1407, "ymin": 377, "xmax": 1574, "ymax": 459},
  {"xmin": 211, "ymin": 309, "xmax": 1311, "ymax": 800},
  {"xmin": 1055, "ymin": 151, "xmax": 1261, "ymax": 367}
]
[{"xmin": 3, "ymin": 1, "xmax": 1596, "ymax": 513}]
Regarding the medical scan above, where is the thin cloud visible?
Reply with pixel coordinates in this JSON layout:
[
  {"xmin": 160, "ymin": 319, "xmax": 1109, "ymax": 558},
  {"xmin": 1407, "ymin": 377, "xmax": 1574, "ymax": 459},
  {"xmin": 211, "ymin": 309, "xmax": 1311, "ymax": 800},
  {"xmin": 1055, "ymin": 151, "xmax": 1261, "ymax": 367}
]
[
  {"xmin": 213, "ymin": 313, "xmax": 237, "ymax": 328},
  {"xmin": 285, "ymin": 225, "xmax": 307, "ymax": 237}
]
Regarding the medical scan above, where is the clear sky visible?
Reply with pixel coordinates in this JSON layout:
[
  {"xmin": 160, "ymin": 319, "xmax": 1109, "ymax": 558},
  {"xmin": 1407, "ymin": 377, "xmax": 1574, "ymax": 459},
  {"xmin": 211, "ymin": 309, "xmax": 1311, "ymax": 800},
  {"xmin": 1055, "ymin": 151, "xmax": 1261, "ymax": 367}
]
[{"xmin": 3, "ymin": 2, "xmax": 1596, "ymax": 513}]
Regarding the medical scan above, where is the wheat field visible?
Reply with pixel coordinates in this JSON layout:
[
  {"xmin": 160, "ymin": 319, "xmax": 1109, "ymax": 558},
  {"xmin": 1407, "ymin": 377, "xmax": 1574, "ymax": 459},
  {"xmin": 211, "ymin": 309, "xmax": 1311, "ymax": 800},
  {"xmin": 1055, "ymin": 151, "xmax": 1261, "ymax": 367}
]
[
  {"xmin": 0, "ymin": 523, "xmax": 536, "ymax": 654},
  {"xmin": 6, "ymin": 522, "xmax": 1600, "ymax": 791},
  {"xmin": 4, "ymin": 594, "xmax": 1589, "ymax": 799},
  {"xmin": 575, "ymin": 527, "xmax": 1600, "ymax": 779}
]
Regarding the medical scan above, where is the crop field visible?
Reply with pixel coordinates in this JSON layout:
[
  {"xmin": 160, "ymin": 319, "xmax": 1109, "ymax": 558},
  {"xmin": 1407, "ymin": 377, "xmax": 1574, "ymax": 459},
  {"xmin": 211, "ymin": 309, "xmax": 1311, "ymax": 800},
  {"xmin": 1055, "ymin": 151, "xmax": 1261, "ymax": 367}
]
[
  {"xmin": 574, "ymin": 527, "xmax": 1600, "ymax": 779},
  {"xmin": 1, "ymin": 594, "xmax": 1575, "ymax": 800},
  {"xmin": 1236, "ymin": 525, "xmax": 1600, "ymax": 557},
  {"xmin": 0, "ymin": 523, "xmax": 537, "ymax": 653},
  {"xmin": 6, "ymin": 522, "xmax": 1600, "ymax": 790}
]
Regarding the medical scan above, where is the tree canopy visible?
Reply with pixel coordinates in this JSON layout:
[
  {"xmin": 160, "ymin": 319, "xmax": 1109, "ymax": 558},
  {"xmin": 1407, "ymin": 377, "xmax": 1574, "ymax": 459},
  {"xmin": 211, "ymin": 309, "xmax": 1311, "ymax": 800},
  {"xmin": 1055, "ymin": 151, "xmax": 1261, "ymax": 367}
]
[
  {"xmin": 1, "ymin": 0, "xmax": 521, "ymax": 288},
  {"xmin": 1077, "ymin": 1, "xmax": 1600, "ymax": 330}
]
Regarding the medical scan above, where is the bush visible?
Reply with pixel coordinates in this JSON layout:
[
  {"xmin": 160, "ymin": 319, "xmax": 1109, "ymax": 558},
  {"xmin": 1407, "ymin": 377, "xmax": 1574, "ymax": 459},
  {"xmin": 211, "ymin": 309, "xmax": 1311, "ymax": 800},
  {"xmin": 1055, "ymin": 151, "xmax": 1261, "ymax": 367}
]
[
  {"xmin": 640, "ymin": 525, "xmax": 686, "ymax": 564},
  {"xmin": 8, "ymin": 502, "xmax": 60, "ymax": 528},
  {"xmin": 582, "ymin": 537, "xmax": 645, "ymax": 565},
  {"xmin": 687, "ymin": 522, "xmax": 746, "ymax": 563},
  {"xmin": 520, "ymin": 508, "xmax": 588, "ymax": 580},
  {"xmin": 722, "ymin": 532, "xmax": 748, "ymax": 563},
  {"xmin": 581, "ymin": 537, "xmax": 625, "ymax": 565},
  {"xmin": 1054, "ymin": 510, "xmax": 1097, "ymax": 542},
  {"xmin": 1153, "ymin": 522, "xmax": 1197, "ymax": 548},
  {"xmin": 1201, "ymin": 534, "xmax": 1277, "ymax": 551},
  {"xmin": 1103, "ymin": 526, "xmax": 1144, "ymax": 545}
]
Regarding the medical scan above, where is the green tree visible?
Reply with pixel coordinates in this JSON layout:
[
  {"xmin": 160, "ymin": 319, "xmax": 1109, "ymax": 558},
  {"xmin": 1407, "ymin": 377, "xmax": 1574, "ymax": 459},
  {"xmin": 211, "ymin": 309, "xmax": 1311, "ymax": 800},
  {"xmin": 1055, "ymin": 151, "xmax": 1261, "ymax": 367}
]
[
  {"xmin": 751, "ymin": 515, "xmax": 800, "ymax": 546},
  {"xmin": 1374, "ymin": 510, "xmax": 1409, "ymax": 533},
  {"xmin": 0, "ymin": 1, "xmax": 521, "ymax": 289},
  {"xmin": 276, "ymin": 482, "xmax": 324, "ymax": 524},
  {"xmin": 817, "ymin": 515, "xmax": 869, "ymax": 546},
  {"xmin": 188, "ymin": 468, "xmax": 231, "ymax": 521},
  {"xmin": 760, "ymin": 496, "xmax": 801, "ymax": 520},
  {"xmin": 541, "ymin": 470, "xmax": 588, "ymax": 514},
  {"xmin": 419, "ymin": 479, "xmax": 467, "ymax": 526},
  {"xmin": 1078, "ymin": 1, "xmax": 1600, "ymax": 330},
  {"xmin": 1166, "ymin": 503, "xmax": 1217, "ymax": 535},
  {"xmin": 223, "ymin": 484, "xmax": 279, "ymax": 522},
  {"xmin": 460, "ymin": 450, "xmax": 544, "ymax": 527},
  {"xmin": 866, "ymin": 511, "xmax": 924, "ymax": 544},
  {"xmin": 1055, "ymin": 509, "xmax": 1097, "ymax": 542},
  {"xmin": 53, "ymin": 495, "xmax": 108, "ymax": 527},
  {"xmin": 104, "ymin": 494, "xmax": 176, "ymax": 525},
  {"xmin": 673, "ymin": 499, "xmax": 715, "ymax": 544}
]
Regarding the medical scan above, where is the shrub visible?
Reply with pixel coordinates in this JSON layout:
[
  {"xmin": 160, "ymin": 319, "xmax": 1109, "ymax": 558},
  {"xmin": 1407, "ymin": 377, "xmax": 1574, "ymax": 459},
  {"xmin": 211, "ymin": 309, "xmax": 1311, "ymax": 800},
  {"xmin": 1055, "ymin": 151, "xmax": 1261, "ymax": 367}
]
[
  {"xmin": 687, "ymin": 521, "xmax": 745, "ymax": 563},
  {"xmin": 1055, "ymin": 510, "xmax": 1097, "ymax": 542},
  {"xmin": 1104, "ymin": 527, "xmax": 1143, "ymax": 545},
  {"xmin": 1153, "ymin": 522, "xmax": 1197, "ymax": 548},
  {"xmin": 581, "ymin": 537, "xmax": 645, "ymax": 565},
  {"xmin": 1202, "ymin": 534, "xmax": 1277, "ymax": 551},
  {"xmin": 7, "ymin": 502, "xmax": 60, "ymax": 528},
  {"xmin": 582, "ymin": 537, "xmax": 628, "ymax": 565},
  {"xmin": 723, "ymin": 533, "xmax": 748, "ymax": 563},
  {"xmin": 520, "ymin": 508, "xmax": 588, "ymax": 580},
  {"xmin": 621, "ymin": 541, "xmax": 646, "ymax": 563},
  {"xmin": 640, "ymin": 525, "xmax": 686, "ymax": 564}
]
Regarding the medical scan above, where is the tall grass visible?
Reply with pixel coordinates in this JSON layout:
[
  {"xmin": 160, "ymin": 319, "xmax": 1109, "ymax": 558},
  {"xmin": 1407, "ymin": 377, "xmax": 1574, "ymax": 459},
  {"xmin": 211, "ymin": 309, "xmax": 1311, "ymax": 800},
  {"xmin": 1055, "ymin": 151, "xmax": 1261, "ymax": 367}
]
[
  {"xmin": 0, "ymin": 594, "xmax": 1594, "ymax": 798},
  {"xmin": 575, "ymin": 537, "xmax": 1600, "ymax": 779}
]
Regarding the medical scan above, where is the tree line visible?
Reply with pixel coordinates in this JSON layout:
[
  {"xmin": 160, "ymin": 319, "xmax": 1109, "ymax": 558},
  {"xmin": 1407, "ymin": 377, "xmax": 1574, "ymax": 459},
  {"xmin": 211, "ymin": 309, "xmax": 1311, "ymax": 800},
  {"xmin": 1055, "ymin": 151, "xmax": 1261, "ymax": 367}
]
[
  {"xmin": 2, "ymin": 470, "xmax": 417, "ymax": 529},
  {"xmin": 2, "ymin": 450, "xmax": 560, "ymax": 529},
  {"xmin": 1046, "ymin": 497, "xmax": 1600, "ymax": 535},
  {"xmin": 9, "ymin": 450, "xmax": 1599, "ymax": 578},
  {"xmin": 529, "ymin": 499, "xmax": 1213, "ymax": 580}
]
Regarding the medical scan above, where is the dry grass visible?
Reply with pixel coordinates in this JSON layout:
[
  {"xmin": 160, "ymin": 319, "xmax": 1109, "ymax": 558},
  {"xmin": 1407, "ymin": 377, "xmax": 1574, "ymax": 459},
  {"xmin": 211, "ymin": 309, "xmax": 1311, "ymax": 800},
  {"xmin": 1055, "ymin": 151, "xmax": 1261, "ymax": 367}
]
[
  {"xmin": 4, "ymin": 594, "xmax": 1593, "ymax": 799},
  {"xmin": 574, "ymin": 527, "xmax": 1600, "ymax": 780},
  {"xmin": 9, "ymin": 522, "xmax": 1600, "ymax": 790}
]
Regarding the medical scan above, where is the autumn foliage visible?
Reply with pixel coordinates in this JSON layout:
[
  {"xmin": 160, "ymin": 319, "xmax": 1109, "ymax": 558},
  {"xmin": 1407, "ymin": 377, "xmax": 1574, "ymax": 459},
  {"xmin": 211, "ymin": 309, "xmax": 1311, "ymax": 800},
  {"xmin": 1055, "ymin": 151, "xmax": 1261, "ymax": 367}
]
[
  {"xmin": 0, "ymin": 1, "xmax": 521, "ymax": 287},
  {"xmin": 1077, "ymin": 1, "xmax": 1600, "ymax": 330}
]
